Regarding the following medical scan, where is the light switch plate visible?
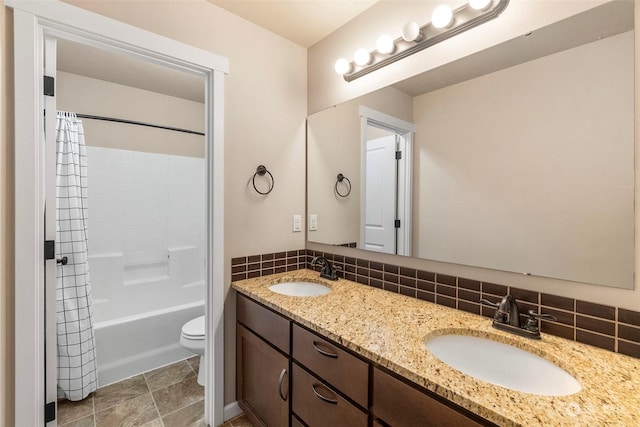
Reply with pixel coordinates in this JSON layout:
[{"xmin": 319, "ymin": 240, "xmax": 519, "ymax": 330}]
[
  {"xmin": 293, "ymin": 214, "xmax": 302, "ymax": 232},
  {"xmin": 309, "ymin": 214, "xmax": 318, "ymax": 231}
]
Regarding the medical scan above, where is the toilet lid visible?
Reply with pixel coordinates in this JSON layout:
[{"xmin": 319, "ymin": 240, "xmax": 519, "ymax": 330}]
[{"xmin": 182, "ymin": 315, "xmax": 205, "ymax": 339}]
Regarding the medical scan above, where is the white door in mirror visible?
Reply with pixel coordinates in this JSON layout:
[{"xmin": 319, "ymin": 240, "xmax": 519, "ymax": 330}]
[{"xmin": 364, "ymin": 135, "xmax": 397, "ymax": 254}]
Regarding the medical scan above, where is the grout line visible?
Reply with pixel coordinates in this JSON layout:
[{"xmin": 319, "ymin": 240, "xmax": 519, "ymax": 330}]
[
  {"xmin": 618, "ymin": 337, "xmax": 640, "ymax": 345},
  {"xmin": 575, "ymin": 327, "xmax": 617, "ymax": 339},
  {"xmin": 187, "ymin": 357, "xmax": 198, "ymax": 376},
  {"xmin": 159, "ymin": 398, "xmax": 206, "ymax": 421},
  {"xmin": 148, "ymin": 389, "xmax": 165, "ymax": 427}
]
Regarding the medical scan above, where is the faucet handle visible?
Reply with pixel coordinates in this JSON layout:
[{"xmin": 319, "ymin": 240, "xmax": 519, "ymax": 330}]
[
  {"xmin": 480, "ymin": 298, "xmax": 508, "ymax": 324},
  {"xmin": 527, "ymin": 310, "xmax": 557, "ymax": 322},
  {"xmin": 524, "ymin": 310, "xmax": 557, "ymax": 332},
  {"xmin": 479, "ymin": 298, "xmax": 499, "ymax": 308}
]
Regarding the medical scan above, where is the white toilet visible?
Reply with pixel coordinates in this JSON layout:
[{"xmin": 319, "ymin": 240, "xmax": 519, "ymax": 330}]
[{"xmin": 180, "ymin": 315, "xmax": 205, "ymax": 385}]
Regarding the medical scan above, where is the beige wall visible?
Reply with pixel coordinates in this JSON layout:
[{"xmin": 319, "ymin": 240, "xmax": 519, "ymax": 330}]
[
  {"xmin": 308, "ymin": 0, "xmax": 609, "ymax": 114},
  {"xmin": 1, "ymin": 3, "xmax": 13, "ymax": 425},
  {"xmin": 2, "ymin": 0, "xmax": 307, "ymax": 418},
  {"xmin": 57, "ymin": 71, "xmax": 205, "ymax": 157},
  {"xmin": 413, "ymin": 31, "xmax": 634, "ymax": 288},
  {"xmin": 307, "ymin": 86, "xmax": 412, "ymax": 246}
]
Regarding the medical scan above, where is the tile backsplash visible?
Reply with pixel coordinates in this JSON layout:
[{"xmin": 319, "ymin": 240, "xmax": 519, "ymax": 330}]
[
  {"xmin": 231, "ymin": 250, "xmax": 305, "ymax": 282},
  {"xmin": 231, "ymin": 249, "xmax": 640, "ymax": 360}
]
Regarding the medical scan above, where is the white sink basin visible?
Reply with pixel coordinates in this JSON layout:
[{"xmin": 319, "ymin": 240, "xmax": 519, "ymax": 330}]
[
  {"xmin": 268, "ymin": 281, "xmax": 331, "ymax": 297},
  {"xmin": 425, "ymin": 334, "xmax": 581, "ymax": 396}
]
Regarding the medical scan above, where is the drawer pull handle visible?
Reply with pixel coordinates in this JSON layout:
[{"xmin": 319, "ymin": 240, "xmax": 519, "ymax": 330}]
[
  {"xmin": 278, "ymin": 368, "xmax": 288, "ymax": 401},
  {"xmin": 311, "ymin": 383, "xmax": 338, "ymax": 405},
  {"xmin": 312, "ymin": 341, "xmax": 338, "ymax": 358}
]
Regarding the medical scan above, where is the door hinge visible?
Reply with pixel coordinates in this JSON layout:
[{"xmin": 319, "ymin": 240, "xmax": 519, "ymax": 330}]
[
  {"xmin": 44, "ymin": 240, "xmax": 55, "ymax": 261},
  {"xmin": 394, "ymin": 219, "xmax": 401, "ymax": 228},
  {"xmin": 44, "ymin": 76, "xmax": 55, "ymax": 97},
  {"xmin": 44, "ymin": 401, "xmax": 56, "ymax": 423},
  {"xmin": 395, "ymin": 150, "xmax": 402, "ymax": 160}
]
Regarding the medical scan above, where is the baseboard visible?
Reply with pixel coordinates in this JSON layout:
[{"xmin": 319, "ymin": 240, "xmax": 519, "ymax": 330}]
[{"xmin": 223, "ymin": 401, "xmax": 243, "ymax": 422}]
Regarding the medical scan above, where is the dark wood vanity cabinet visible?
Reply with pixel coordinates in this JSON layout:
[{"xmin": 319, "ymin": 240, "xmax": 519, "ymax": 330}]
[
  {"xmin": 237, "ymin": 324, "xmax": 290, "ymax": 427},
  {"xmin": 291, "ymin": 363, "xmax": 368, "ymax": 427},
  {"xmin": 291, "ymin": 324, "xmax": 369, "ymax": 426},
  {"xmin": 236, "ymin": 293, "xmax": 493, "ymax": 427},
  {"xmin": 372, "ymin": 368, "xmax": 493, "ymax": 427},
  {"xmin": 236, "ymin": 294, "xmax": 292, "ymax": 427},
  {"xmin": 292, "ymin": 324, "xmax": 369, "ymax": 408}
]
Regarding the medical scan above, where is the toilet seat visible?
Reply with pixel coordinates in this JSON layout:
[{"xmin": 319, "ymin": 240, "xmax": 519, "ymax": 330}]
[{"xmin": 181, "ymin": 315, "xmax": 205, "ymax": 340}]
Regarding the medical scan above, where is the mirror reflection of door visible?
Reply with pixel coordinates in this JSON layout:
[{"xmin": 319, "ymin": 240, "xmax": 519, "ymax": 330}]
[
  {"xmin": 361, "ymin": 116, "xmax": 413, "ymax": 256},
  {"xmin": 364, "ymin": 133, "xmax": 397, "ymax": 253}
]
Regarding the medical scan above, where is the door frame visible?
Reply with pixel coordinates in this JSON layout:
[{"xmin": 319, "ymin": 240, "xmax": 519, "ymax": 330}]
[
  {"xmin": 8, "ymin": 0, "xmax": 228, "ymax": 425},
  {"xmin": 359, "ymin": 106, "xmax": 414, "ymax": 256}
]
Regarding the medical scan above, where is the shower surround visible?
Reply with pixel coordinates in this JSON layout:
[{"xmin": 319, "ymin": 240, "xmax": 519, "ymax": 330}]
[{"xmin": 86, "ymin": 146, "xmax": 206, "ymax": 386}]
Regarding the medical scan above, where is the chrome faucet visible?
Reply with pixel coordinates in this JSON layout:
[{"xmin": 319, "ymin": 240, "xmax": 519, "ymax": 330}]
[
  {"xmin": 311, "ymin": 256, "xmax": 341, "ymax": 281},
  {"xmin": 481, "ymin": 295, "xmax": 556, "ymax": 340}
]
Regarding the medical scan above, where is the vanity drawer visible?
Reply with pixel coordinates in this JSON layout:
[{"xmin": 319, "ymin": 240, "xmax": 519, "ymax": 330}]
[
  {"xmin": 292, "ymin": 324, "xmax": 368, "ymax": 408},
  {"xmin": 237, "ymin": 293, "xmax": 290, "ymax": 354},
  {"xmin": 372, "ymin": 367, "xmax": 489, "ymax": 427},
  {"xmin": 292, "ymin": 363, "xmax": 367, "ymax": 427}
]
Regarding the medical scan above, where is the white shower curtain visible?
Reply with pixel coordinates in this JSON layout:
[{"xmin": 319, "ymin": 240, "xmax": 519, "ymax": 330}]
[{"xmin": 55, "ymin": 111, "xmax": 98, "ymax": 401}]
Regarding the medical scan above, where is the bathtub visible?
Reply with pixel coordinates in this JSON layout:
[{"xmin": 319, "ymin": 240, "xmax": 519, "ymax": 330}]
[{"xmin": 94, "ymin": 300, "xmax": 204, "ymax": 387}]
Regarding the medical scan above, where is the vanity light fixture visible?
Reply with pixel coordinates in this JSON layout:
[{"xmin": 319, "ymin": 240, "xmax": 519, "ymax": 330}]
[
  {"xmin": 354, "ymin": 48, "xmax": 372, "ymax": 66},
  {"xmin": 431, "ymin": 5, "xmax": 454, "ymax": 29},
  {"xmin": 469, "ymin": 0, "xmax": 492, "ymax": 10},
  {"xmin": 376, "ymin": 34, "xmax": 395, "ymax": 55},
  {"xmin": 335, "ymin": 0, "xmax": 510, "ymax": 82},
  {"xmin": 402, "ymin": 22, "xmax": 422, "ymax": 42},
  {"xmin": 334, "ymin": 58, "xmax": 351, "ymax": 75}
]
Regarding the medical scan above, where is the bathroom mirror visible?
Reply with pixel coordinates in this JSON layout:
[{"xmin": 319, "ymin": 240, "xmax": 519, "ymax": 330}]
[{"xmin": 307, "ymin": 1, "xmax": 635, "ymax": 289}]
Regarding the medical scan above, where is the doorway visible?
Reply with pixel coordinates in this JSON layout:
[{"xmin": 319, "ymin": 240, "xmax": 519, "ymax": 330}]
[{"xmin": 10, "ymin": 1, "xmax": 227, "ymax": 425}]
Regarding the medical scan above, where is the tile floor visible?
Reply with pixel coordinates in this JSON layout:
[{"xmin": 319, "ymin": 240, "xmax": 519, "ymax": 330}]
[{"xmin": 57, "ymin": 357, "xmax": 253, "ymax": 427}]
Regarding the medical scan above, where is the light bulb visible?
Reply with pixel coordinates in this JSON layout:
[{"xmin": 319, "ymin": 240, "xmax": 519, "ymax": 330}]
[
  {"xmin": 334, "ymin": 58, "xmax": 351, "ymax": 75},
  {"xmin": 353, "ymin": 48, "xmax": 372, "ymax": 66},
  {"xmin": 432, "ymin": 5, "xmax": 453, "ymax": 29},
  {"xmin": 376, "ymin": 34, "xmax": 395, "ymax": 55},
  {"xmin": 469, "ymin": 0, "xmax": 491, "ymax": 10},
  {"xmin": 402, "ymin": 21, "xmax": 422, "ymax": 42}
]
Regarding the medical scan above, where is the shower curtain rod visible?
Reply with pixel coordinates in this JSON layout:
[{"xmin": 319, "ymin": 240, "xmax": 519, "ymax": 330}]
[{"xmin": 76, "ymin": 113, "xmax": 205, "ymax": 136}]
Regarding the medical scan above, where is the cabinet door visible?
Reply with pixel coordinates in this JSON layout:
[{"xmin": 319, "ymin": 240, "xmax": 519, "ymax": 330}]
[
  {"xmin": 237, "ymin": 325, "xmax": 289, "ymax": 427},
  {"xmin": 373, "ymin": 368, "xmax": 490, "ymax": 427}
]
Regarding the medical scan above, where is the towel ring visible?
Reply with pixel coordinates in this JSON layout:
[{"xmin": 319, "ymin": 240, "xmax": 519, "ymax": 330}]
[
  {"xmin": 335, "ymin": 173, "xmax": 351, "ymax": 197},
  {"xmin": 253, "ymin": 165, "xmax": 274, "ymax": 195}
]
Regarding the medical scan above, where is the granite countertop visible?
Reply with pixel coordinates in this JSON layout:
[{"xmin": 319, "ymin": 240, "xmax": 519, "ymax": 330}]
[{"xmin": 231, "ymin": 270, "xmax": 640, "ymax": 427}]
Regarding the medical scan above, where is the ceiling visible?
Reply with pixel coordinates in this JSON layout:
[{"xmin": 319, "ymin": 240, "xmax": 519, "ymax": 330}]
[{"xmin": 208, "ymin": 0, "xmax": 380, "ymax": 48}]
